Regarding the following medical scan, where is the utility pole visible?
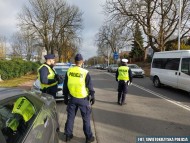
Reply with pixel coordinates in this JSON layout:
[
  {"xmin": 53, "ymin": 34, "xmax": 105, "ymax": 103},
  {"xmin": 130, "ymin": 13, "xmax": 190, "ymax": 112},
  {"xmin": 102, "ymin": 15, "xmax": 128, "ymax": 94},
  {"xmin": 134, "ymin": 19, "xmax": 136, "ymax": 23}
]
[
  {"xmin": 107, "ymin": 48, "xmax": 109, "ymax": 66},
  {"xmin": 178, "ymin": 0, "xmax": 182, "ymax": 50}
]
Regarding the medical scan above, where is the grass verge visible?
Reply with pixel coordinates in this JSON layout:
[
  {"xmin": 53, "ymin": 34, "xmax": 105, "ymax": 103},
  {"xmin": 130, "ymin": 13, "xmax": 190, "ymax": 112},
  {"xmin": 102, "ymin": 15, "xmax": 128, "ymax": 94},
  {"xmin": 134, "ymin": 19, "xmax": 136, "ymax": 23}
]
[{"xmin": 0, "ymin": 74, "xmax": 37, "ymax": 87}]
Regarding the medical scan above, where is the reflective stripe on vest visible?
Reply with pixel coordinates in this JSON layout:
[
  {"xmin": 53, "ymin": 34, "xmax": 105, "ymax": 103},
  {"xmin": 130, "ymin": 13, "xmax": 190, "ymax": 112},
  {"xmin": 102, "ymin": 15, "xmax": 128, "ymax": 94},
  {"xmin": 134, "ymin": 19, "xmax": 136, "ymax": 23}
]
[
  {"xmin": 117, "ymin": 66, "xmax": 130, "ymax": 81},
  {"xmin": 37, "ymin": 64, "xmax": 57, "ymax": 89},
  {"xmin": 67, "ymin": 66, "xmax": 88, "ymax": 98},
  {"xmin": 12, "ymin": 97, "xmax": 35, "ymax": 122}
]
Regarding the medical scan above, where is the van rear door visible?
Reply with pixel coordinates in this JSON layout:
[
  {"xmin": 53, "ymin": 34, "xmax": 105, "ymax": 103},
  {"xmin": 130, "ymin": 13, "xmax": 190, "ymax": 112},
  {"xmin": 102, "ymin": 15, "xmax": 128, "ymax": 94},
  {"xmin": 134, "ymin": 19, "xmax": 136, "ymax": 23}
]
[{"xmin": 178, "ymin": 58, "xmax": 190, "ymax": 92}]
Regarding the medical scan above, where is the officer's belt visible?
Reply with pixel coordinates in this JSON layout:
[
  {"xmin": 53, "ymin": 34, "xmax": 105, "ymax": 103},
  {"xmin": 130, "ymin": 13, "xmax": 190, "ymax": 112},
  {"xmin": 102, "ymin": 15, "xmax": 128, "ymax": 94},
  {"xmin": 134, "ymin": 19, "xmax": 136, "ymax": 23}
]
[
  {"xmin": 69, "ymin": 94, "xmax": 89, "ymax": 100},
  {"xmin": 119, "ymin": 80, "xmax": 128, "ymax": 83}
]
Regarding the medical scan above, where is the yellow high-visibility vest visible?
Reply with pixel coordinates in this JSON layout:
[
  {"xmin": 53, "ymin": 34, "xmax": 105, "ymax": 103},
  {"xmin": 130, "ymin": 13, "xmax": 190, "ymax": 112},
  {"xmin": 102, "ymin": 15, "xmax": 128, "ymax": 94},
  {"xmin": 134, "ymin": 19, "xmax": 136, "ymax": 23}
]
[
  {"xmin": 67, "ymin": 66, "xmax": 89, "ymax": 98},
  {"xmin": 12, "ymin": 97, "xmax": 35, "ymax": 122},
  {"xmin": 37, "ymin": 64, "xmax": 57, "ymax": 89},
  {"xmin": 117, "ymin": 66, "xmax": 130, "ymax": 81},
  {"xmin": 6, "ymin": 118, "xmax": 19, "ymax": 131}
]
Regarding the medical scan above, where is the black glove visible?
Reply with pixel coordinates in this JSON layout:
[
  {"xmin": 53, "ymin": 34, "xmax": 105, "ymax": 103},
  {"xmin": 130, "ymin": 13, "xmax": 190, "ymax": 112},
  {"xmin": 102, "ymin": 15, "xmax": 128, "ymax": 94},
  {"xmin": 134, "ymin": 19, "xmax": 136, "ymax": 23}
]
[
  {"xmin": 90, "ymin": 97, "xmax": 95, "ymax": 105},
  {"xmin": 55, "ymin": 74, "xmax": 63, "ymax": 84}
]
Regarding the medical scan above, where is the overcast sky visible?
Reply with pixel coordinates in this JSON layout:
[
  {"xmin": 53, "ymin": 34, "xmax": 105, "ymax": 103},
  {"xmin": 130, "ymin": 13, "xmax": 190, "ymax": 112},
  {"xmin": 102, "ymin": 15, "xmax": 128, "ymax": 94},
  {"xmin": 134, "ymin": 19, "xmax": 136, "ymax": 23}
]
[{"xmin": 0, "ymin": 0, "xmax": 106, "ymax": 60}]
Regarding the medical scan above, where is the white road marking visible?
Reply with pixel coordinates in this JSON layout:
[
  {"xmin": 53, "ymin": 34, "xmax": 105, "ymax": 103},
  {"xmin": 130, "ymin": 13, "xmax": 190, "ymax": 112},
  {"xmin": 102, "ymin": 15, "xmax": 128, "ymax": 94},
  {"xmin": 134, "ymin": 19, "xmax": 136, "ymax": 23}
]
[
  {"xmin": 107, "ymin": 72, "xmax": 190, "ymax": 111},
  {"xmin": 133, "ymin": 83, "xmax": 190, "ymax": 112}
]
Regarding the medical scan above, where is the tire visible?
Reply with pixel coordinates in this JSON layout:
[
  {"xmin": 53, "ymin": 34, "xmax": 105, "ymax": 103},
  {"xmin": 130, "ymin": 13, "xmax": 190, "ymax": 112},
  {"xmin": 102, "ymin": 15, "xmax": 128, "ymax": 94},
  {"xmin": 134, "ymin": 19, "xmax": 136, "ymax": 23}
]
[{"xmin": 153, "ymin": 77, "xmax": 161, "ymax": 88}]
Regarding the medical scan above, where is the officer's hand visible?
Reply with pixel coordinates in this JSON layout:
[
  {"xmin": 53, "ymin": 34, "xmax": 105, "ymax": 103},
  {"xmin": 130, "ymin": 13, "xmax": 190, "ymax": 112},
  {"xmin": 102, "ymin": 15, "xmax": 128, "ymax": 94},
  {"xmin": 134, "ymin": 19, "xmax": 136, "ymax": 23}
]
[
  {"xmin": 90, "ymin": 97, "xmax": 95, "ymax": 105},
  {"xmin": 128, "ymin": 81, "xmax": 132, "ymax": 86},
  {"xmin": 55, "ymin": 74, "xmax": 63, "ymax": 84}
]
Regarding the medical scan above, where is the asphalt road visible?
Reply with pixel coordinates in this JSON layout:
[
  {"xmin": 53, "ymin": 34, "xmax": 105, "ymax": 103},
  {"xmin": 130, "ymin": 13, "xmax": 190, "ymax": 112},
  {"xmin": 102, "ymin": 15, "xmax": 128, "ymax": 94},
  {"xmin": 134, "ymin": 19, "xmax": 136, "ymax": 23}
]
[{"xmin": 57, "ymin": 69, "xmax": 190, "ymax": 143}]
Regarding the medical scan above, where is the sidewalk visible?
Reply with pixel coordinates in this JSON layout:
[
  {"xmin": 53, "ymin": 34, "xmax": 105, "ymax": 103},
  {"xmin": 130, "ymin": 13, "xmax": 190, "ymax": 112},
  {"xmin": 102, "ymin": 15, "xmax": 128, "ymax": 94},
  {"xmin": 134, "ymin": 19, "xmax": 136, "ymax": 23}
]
[
  {"xmin": 18, "ymin": 81, "xmax": 97, "ymax": 143},
  {"xmin": 57, "ymin": 103, "xmax": 97, "ymax": 143}
]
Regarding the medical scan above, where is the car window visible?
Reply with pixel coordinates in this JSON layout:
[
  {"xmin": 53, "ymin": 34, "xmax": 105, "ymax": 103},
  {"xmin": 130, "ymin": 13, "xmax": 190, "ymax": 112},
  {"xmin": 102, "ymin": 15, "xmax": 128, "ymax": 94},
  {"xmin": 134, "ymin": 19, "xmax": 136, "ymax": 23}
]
[
  {"xmin": 54, "ymin": 68, "xmax": 68, "ymax": 76},
  {"xmin": 128, "ymin": 64, "xmax": 139, "ymax": 69},
  {"xmin": 0, "ymin": 96, "xmax": 38, "ymax": 143},
  {"xmin": 54, "ymin": 65, "xmax": 70, "ymax": 77}
]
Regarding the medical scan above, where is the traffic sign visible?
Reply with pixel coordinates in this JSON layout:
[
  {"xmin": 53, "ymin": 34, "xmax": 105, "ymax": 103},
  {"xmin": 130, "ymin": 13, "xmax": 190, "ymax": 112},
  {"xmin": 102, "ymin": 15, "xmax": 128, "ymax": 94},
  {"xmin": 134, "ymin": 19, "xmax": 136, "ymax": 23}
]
[{"xmin": 113, "ymin": 52, "xmax": 119, "ymax": 60}]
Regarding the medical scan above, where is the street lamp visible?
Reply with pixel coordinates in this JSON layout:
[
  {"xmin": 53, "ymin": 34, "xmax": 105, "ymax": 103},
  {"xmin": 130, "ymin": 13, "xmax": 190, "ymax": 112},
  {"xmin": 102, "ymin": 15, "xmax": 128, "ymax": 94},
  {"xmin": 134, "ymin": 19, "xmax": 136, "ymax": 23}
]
[{"xmin": 178, "ymin": 0, "xmax": 182, "ymax": 50}]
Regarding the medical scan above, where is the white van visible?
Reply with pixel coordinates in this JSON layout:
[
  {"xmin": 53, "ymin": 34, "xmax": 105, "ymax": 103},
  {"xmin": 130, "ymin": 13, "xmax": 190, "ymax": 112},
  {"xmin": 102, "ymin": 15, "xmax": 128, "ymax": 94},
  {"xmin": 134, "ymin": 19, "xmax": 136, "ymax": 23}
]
[{"xmin": 150, "ymin": 50, "xmax": 190, "ymax": 93}]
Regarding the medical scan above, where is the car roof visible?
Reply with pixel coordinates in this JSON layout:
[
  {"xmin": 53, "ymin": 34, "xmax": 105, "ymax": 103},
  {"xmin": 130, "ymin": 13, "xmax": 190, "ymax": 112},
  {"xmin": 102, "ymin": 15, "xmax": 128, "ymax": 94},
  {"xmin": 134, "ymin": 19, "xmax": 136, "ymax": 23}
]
[
  {"xmin": 55, "ymin": 63, "xmax": 72, "ymax": 66},
  {"xmin": 54, "ymin": 65, "xmax": 70, "ymax": 69},
  {"xmin": 54, "ymin": 63, "xmax": 72, "ymax": 69},
  {"xmin": 128, "ymin": 64, "xmax": 138, "ymax": 66},
  {"xmin": 0, "ymin": 88, "xmax": 29, "ymax": 101}
]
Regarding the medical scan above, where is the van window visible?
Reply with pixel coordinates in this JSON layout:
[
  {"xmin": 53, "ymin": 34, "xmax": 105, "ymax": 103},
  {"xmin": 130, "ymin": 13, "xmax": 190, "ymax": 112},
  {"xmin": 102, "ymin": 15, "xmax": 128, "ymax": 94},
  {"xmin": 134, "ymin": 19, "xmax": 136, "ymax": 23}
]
[
  {"xmin": 152, "ymin": 58, "xmax": 164, "ymax": 69},
  {"xmin": 181, "ymin": 58, "xmax": 190, "ymax": 75},
  {"xmin": 152, "ymin": 58, "xmax": 180, "ymax": 70},
  {"xmin": 165, "ymin": 58, "xmax": 180, "ymax": 70}
]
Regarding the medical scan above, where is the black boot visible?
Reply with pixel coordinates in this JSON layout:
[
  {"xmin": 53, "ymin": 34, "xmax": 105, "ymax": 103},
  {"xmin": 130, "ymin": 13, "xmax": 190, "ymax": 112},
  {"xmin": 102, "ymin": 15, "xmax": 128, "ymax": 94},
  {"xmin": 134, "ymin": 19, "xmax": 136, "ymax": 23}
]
[
  {"xmin": 118, "ymin": 92, "xmax": 122, "ymax": 105},
  {"xmin": 65, "ymin": 134, "xmax": 73, "ymax": 142},
  {"xmin": 121, "ymin": 93, "xmax": 127, "ymax": 105},
  {"xmin": 86, "ymin": 136, "xmax": 95, "ymax": 143}
]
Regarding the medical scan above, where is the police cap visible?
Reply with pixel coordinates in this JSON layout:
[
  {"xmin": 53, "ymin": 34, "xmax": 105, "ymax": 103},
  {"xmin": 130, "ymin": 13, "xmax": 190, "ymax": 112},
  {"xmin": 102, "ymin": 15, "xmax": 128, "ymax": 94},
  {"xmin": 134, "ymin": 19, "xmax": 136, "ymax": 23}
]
[
  {"xmin": 75, "ymin": 53, "xmax": 83, "ymax": 61},
  {"xmin": 121, "ymin": 59, "xmax": 128, "ymax": 63},
  {"xmin": 44, "ymin": 54, "xmax": 55, "ymax": 60}
]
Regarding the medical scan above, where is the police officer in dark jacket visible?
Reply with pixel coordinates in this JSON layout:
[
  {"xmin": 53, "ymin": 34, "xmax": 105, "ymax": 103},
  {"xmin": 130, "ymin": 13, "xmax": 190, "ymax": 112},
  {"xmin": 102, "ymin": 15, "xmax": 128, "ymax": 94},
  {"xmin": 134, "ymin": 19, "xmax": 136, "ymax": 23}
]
[
  {"xmin": 115, "ymin": 59, "xmax": 133, "ymax": 106},
  {"xmin": 63, "ymin": 53, "xmax": 95, "ymax": 143},
  {"xmin": 38, "ymin": 54, "xmax": 63, "ymax": 98}
]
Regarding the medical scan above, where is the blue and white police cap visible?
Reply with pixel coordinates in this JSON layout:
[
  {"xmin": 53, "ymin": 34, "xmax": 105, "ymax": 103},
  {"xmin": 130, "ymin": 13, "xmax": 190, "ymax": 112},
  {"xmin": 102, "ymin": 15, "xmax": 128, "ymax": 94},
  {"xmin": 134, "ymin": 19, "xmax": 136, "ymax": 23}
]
[
  {"xmin": 44, "ymin": 54, "xmax": 55, "ymax": 59},
  {"xmin": 121, "ymin": 59, "xmax": 128, "ymax": 63}
]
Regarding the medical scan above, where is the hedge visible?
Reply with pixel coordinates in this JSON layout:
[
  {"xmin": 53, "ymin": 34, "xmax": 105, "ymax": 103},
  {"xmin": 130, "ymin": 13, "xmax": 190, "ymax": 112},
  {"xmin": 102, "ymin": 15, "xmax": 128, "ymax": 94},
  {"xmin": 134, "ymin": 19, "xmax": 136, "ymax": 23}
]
[{"xmin": 0, "ymin": 59, "xmax": 40, "ymax": 80}]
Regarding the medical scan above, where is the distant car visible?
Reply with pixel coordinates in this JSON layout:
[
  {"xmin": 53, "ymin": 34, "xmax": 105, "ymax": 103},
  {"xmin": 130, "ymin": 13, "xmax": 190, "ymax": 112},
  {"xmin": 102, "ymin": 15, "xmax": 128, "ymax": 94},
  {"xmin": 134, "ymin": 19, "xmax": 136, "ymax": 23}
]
[
  {"xmin": 128, "ymin": 64, "xmax": 145, "ymax": 78},
  {"xmin": 110, "ymin": 64, "xmax": 118, "ymax": 73},
  {"xmin": 95, "ymin": 64, "xmax": 101, "ymax": 69},
  {"xmin": 107, "ymin": 64, "xmax": 118, "ymax": 72},
  {"xmin": 31, "ymin": 63, "xmax": 71, "ymax": 101},
  {"xmin": 0, "ymin": 88, "xmax": 59, "ymax": 143}
]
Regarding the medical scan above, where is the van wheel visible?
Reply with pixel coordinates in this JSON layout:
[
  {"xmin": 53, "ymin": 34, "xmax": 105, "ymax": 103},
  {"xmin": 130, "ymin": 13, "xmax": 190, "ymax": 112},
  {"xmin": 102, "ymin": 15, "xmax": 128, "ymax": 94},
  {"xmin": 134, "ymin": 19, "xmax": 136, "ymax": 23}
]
[{"xmin": 153, "ymin": 77, "xmax": 161, "ymax": 88}]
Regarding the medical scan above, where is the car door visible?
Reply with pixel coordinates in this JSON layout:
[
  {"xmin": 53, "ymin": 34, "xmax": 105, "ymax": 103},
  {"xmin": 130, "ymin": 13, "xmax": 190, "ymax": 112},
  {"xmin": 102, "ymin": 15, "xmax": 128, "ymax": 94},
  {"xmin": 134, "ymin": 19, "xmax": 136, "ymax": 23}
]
[
  {"xmin": 161, "ymin": 58, "xmax": 180, "ymax": 88},
  {"xmin": 0, "ymin": 96, "xmax": 37, "ymax": 143},
  {"xmin": 24, "ymin": 99, "xmax": 58, "ymax": 143}
]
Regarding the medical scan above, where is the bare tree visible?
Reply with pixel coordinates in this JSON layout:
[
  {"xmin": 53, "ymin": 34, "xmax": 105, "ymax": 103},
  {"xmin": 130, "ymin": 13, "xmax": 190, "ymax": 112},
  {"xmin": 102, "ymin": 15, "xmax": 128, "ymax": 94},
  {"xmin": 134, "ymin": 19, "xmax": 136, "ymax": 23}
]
[
  {"xmin": 54, "ymin": 5, "xmax": 83, "ymax": 62},
  {"xmin": 95, "ymin": 22, "xmax": 130, "ymax": 61},
  {"xmin": 17, "ymin": 0, "xmax": 83, "ymax": 61},
  {"xmin": 104, "ymin": 0, "xmax": 190, "ymax": 53},
  {"xmin": 0, "ymin": 36, "xmax": 6, "ymax": 59},
  {"xmin": 11, "ymin": 31, "xmax": 37, "ymax": 61},
  {"xmin": 11, "ymin": 32, "xmax": 24, "ymax": 58}
]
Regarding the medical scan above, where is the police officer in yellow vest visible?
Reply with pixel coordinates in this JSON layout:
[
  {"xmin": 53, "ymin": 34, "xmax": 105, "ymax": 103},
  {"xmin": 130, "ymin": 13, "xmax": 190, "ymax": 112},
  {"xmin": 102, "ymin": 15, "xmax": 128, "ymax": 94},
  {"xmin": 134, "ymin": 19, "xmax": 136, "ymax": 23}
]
[
  {"xmin": 63, "ymin": 53, "xmax": 95, "ymax": 143},
  {"xmin": 38, "ymin": 54, "xmax": 62, "ymax": 98},
  {"xmin": 116, "ymin": 59, "xmax": 133, "ymax": 106}
]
